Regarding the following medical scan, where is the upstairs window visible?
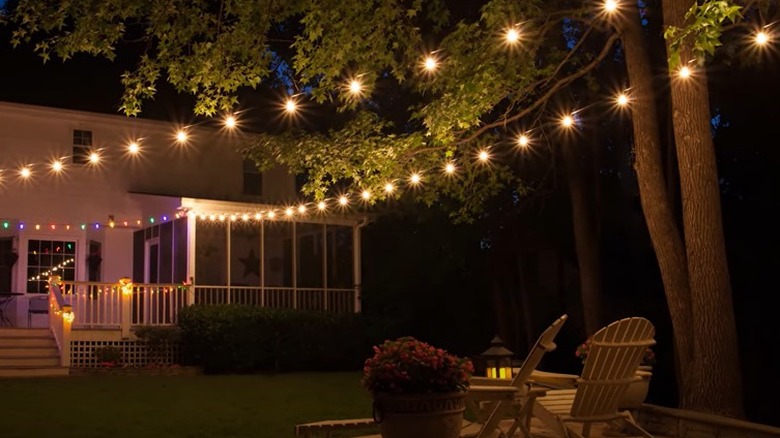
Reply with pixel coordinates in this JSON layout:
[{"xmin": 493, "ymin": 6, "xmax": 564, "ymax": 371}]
[
  {"xmin": 72, "ymin": 129, "xmax": 93, "ymax": 164},
  {"xmin": 242, "ymin": 159, "xmax": 263, "ymax": 196}
]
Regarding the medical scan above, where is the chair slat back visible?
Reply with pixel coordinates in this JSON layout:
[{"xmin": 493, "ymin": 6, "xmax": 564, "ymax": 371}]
[
  {"xmin": 510, "ymin": 314, "xmax": 568, "ymax": 388},
  {"xmin": 570, "ymin": 317, "xmax": 655, "ymax": 418}
]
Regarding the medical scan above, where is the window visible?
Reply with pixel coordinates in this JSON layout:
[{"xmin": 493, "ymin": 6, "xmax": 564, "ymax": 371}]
[
  {"xmin": 242, "ymin": 159, "xmax": 263, "ymax": 196},
  {"xmin": 27, "ymin": 239, "xmax": 76, "ymax": 293},
  {"xmin": 72, "ymin": 129, "xmax": 93, "ymax": 164}
]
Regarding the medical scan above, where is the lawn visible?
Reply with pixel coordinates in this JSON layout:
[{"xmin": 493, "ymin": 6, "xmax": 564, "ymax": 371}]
[{"xmin": 0, "ymin": 372, "xmax": 372, "ymax": 438}]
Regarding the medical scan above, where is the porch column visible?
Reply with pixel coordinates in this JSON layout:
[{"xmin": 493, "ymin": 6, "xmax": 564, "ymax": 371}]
[{"xmin": 186, "ymin": 213, "xmax": 196, "ymax": 306}]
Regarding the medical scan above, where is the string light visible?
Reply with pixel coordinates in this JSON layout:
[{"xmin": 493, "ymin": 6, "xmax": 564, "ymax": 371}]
[
  {"xmin": 51, "ymin": 160, "xmax": 63, "ymax": 173},
  {"xmin": 267, "ymin": 211, "xmax": 276, "ymax": 219},
  {"xmin": 678, "ymin": 66, "xmax": 692, "ymax": 79},
  {"xmin": 127, "ymin": 142, "xmax": 140, "ymax": 154},
  {"xmin": 176, "ymin": 130, "xmax": 188, "ymax": 143},
  {"xmin": 88, "ymin": 151, "xmax": 100, "ymax": 164},
  {"xmin": 755, "ymin": 30, "xmax": 770, "ymax": 46},
  {"xmin": 224, "ymin": 115, "xmax": 237, "ymax": 129},
  {"xmin": 517, "ymin": 134, "xmax": 530, "ymax": 148},
  {"xmin": 422, "ymin": 55, "xmax": 438, "ymax": 72},
  {"xmin": 285, "ymin": 207, "xmax": 294, "ymax": 217},
  {"xmin": 505, "ymin": 28, "xmax": 520, "ymax": 44},
  {"xmin": 20, "ymin": 167, "xmax": 31, "ymax": 179},
  {"xmin": 338, "ymin": 195, "xmax": 349, "ymax": 206},
  {"xmin": 348, "ymin": 78, "xmax": 363, "ymax": 95},
  {"xmin": 478, "ymin": 150, "xmax": 490, "ymax": 162},
  {"xmin": 297, "ymin": 204, "xmax": 307, "ymax": 214},
  {"xmin": 444, "ymin": 162, "xmax": 456, "ymax": 174},
  {"xmin": 361, "ymin": 190, "xmax": 371, "ymax": 200},
  {"xmin": 561, "ymin": 115, "xmax": 575, "ymax": 128},
  {"xmin": 616, "ymin": 93, "xmax": 629, "ymax": 107},
  {"xmin": 384, "ymin": 182, "xmax": 396, "ymax": 193},
  {"xmin": 317, "ymin": 201, "xmax": 327, "ymax": 211},
  {"xmin": 604, "ymin": 0, "xmax": 619, "ymax": 13},
  {"xmin": 284, "ymin": 98, "xmax": 298, "ymax": 114},
  {"xmin": 410, "ymin": 173, "xmax": 422, "ymax": 185}
]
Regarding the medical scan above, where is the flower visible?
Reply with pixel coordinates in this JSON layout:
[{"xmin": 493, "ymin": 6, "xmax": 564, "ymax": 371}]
[
  {"xmin": 575, "ymin": 338, "xmax": 656, "ymax": 366},
  {"xmin": 362, "ymin": 337, "xmax": 474, "ymax": 394}
]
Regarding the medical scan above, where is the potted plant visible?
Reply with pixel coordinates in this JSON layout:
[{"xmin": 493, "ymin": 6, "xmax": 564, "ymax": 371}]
[
  {"xmin": 575, "ymin": 338, "xmax": 656, "ymax": 408},
  {"xmin": 362, "ymin": 336, "xmax": 474, "ymax": 438}
]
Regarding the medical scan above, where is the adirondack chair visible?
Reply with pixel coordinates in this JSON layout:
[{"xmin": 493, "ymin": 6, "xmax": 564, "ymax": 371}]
[
  {"xmin": 531, "ymin": 317, "xmax": 656, "ymax": 438},
  {"xmin": 464, "ymin": 314, "xmax": 568, "ymax": 438}
]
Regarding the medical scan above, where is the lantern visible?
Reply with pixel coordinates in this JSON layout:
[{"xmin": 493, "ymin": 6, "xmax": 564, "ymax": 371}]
[{"xmin": 482, "ymin": 335, "xmax": 514, "ymax": 379}]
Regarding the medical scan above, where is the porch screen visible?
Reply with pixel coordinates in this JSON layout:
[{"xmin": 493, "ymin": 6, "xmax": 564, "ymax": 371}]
[
  {"xmin": 264, "ymin": 222, "xmax": 292, "ymax": 287},
  {"xmin": 27, "ymin": 239, "xmax": 76, "ymax": 293},
  {"xmin": 326, "ymin": 226, "xmax": 353, "ymax": 289},
  {"xmin": 230, "ymin": 222, "xmax": 261, "ymax": 286},
  {"xmin": 195, "ymin": 221, "xmax": 227, "ymax": 285},
  {"xmin": 297, "ymin": 223, "xmax": 324, "ymax": 288}
]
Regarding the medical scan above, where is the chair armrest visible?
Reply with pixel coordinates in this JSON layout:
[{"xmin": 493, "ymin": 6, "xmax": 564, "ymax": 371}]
[
  {"xmin": 529, "ymin": 370, "xmax": 579, "ymax": 389},
  {"xmin": 467, "ymin": 385, "xmax": 519, "ymax": 402}
]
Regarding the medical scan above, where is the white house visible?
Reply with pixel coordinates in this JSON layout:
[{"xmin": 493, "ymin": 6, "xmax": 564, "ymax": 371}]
[{"xmin": 0, "ymin": 101, "xmax": 365, "ymax": 372}]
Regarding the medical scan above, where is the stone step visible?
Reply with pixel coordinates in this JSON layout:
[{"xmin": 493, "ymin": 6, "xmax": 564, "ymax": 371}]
[
  {"xmin": 0, "ymin": 366, "xmax": 69, "ymax": 378},
  {"xmin": 0, "ymin": 346, "xmax": 60, "ymax": 357},
  {"xmin": 0, "ymin": 355, "xmax": 60, "ymax": 367}
]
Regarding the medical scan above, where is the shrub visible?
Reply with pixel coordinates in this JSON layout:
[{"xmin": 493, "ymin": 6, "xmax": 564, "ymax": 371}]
[
  {"xmin": 94, "ymin": 346, "xmax": 122, "ymax": 366},
  {"xmin": 135, "ymin": 326, "xmax": 181, "ymax": 364},
  {"xmin": 177, "ymin": 305, "xmax": 386, "ymax": 374}
]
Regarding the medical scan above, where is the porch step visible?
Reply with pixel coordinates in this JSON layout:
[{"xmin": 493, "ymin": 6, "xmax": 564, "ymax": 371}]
[
  {"xmin": 0, "ymin": 366, "xmax": 70, "ymax": 378},
  {"xmin": 0, "ymin": 355, "xmax": 61, "ymax": 367},
  {"xmin": 0, "ymin": 328, "xmax": 65, "ymax": 377}
]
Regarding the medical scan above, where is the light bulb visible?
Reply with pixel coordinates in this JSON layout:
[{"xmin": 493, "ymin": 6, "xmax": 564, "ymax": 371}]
[
  {"xmin": 51, "ymin": 160, "xmax": 63, "ymax": 172},
  {"xmin": 88, "ymin": 151, "xmax": 100, "ymax": 164},
  {"xmin": 384, "ymin": 183, "xmax": 395, "ymax": 193},
  {"xmin": 478, "ymin": 150, "xmax": 490, "ymax": 162},
  {"xmin": 339, "ymin": 196, "xmax": 349, "ymax": 206},
  {"xmin": 604, "ymin": 0, "xmax": 618, "ymax": 13},
  {"xmin": 445, "ymin": 163, "xmax": 456, "ymax": 174},
  {"xmin": 679, "ymin": 66, "xmax": 691, "ymax": 78},
  {"xmin": 423, "ymin": 56, "xmax": 438, "ymax": 72},
  {"xmin": 285, "ymin": 99, "xmax": 297, "ymax": 113},
  {"xmin": 128, "ymin": 142, "xmax": 140, "ymax": 154},
  {"xmin": 561, "ymin": 115, "xmax": 574, "ymax": 128},
  {"xmin": 176, "ymin": 130, "xmax": 188, "ymax": 143},
  {"xmin": 518, "ymin": 134, "xmax": 530, "ymax": 147},
  {"xmin": 505, "ymin": 28, "xmax": 520, "ymax": 44},
  {"xmin": 617, "ymin": 93, "xmax": 629, "ymax": 106},
  {"xmin": 349, "ymin": 79, "xmax": 362, "ymax": 95},
  {"xmin": 755, "ymin": 31, "xmax": 770, "ymax": 46},
  {"xmin": 224, "ymin": 115, "xmax": 237, "ymax": 129},
  {"xmin": 410, "ymin": 173, "xmax": 422, "ymax": 184}
]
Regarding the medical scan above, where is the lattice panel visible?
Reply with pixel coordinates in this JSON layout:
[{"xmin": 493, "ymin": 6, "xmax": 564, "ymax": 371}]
[{"xmin": 69, "ymin": 340, "xmax": 178, "ymax": 368}]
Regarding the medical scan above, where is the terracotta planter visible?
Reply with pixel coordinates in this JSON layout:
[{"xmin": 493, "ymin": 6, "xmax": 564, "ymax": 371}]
[
  {"xmin": 619, "ymin": 366, "xmax": 652, "ymax": 409},
  {"xmin": 372, "ymin": 391, "xmax": 466, "ymax": 438}
]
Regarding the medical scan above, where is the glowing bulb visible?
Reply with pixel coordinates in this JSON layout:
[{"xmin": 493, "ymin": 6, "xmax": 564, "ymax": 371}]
[
  {"xmin": 561, "ymin": 115, "xmax": 574, "ymax": 128},
  {"xmin": 423, "ymin": 56, "xmax": 438, "ymax": 72},
  {"xmin": 361, "ymin": 190, "xmax": 371, "ymax": 200},
  {"xmin": 445, "ymin": 163, "xmax": 456, "ymax": 174},
  {"xmin": 349, "ymin": 79, "xmax": 362, "ymax": 95},
  {"xmin": 478, "ymin": 150, "xmax": 490, "ymax": 162},
  {"xmin": 298, "ymin": 204, "xmax": 306, "ymax": 214},
  {"xmin": 128, "ymin": 142, "xmax": 140, "ymax": 154},
  {"xmin": 242, "ymin": 214, "xmax": 249, "ymax": 221},
  {"xmin": 678, "ymin": 66, "xmax": 691, "ymax": 78},
  {"xmin": 20, "ymin": 167, "xmax": 31, "ymax": 178},
  {"xmin": 617, "ymin": 93, "xmax": 629, "ymax": 106},
  {"xmin": 218, "ymin": 215, "xmax": 226, "ymax": 222},
  {"xmin": 505, "ymin": 28, "xmax": 520, "ymax": 44},
  {"xmin": 317, "ymin": 201, "xmax": 327, "ymax": 210},
  {"xmin": 229, "ymin": 214, "xmax": 237, "ymax": 221},
  {"xmin": 755, "ymin": 31, "xmax": 770, "ymax": 46},
  {"xmin": 285, "ymin": 207, "xmax": 294, "ymax": 217},
  {"xmin": 51, "ymin": 160, "xmax": 63, "ymax": 172},
  {"xmin": 285, "ymin": 98, "xmax": 297, "ymax": 113},
  {"xmin": 338, "ymin": 196, "xmax": 349, "ymax": 206},
  {"xmin": 254, "ymin": 213, "xmax": 262, "ymax": 220},
  {"xmin": 176, "ymin": 130, "xmax": 188, "ymax": 143},
  {"xmin": 267, "ymin": 211, "xmax": 276, "ymax": 219},
  {"xmin": 88, "ymin": 152, "xmax": 100, "ymax": 164},
  {"xmin": 224, "ymin": 115, "xmax": 237, "ymax": 129},
  {"xmin": 518, "ymin": 134, "xmax": 530, "ymax": 148},
  {"xmin": 410, "ymin": 173, "xmax": 422, "ymax": 184},
  {"xmin": 604, "ymin": 0, "xmax": 618, "ymax": 13},
  {"xmin": 384, "ymin": 183, "xmax": 395, "ymax": 193}
]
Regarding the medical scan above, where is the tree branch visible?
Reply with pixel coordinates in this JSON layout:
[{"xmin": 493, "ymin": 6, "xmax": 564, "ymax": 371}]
[{"xmin": 455, "ymin": 32, "xmax": 621, "ymax": 146}]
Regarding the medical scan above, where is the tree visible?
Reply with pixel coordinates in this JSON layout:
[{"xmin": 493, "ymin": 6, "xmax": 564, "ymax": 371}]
[{"xmin": 4, "ymin": 0, "xmax": 774, "ymax": 415}]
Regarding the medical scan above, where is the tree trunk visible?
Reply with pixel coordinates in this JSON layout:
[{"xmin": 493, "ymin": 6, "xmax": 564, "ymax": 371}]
[
  {"xmin": 617, "ymin": 2, "xmax": 697, "ymax": 407},
  {"xmin": 661, "ymin": 0, "xmax": 744, "ymax": 417},
  {"xmin": 562, "ymin": 141, "xmax": 603, "ymax": 335}
]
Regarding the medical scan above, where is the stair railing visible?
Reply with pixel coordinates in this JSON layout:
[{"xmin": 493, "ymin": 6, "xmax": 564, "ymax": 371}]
[{"xmin": 48, "ymin": 276, "xmax": 72, "ymax": 367}]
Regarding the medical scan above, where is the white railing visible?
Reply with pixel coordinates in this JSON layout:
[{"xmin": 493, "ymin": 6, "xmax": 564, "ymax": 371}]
[
  {"xmin": 58, "ymin": 281, "xmax": 357, "ymax": 333},
  {"xmin": 193, "ymin": 286, "xmax": 356, "ymax": 313},
  {"xmin": 48, "ymin": 276, "xmax": 73, "ymax": 367}
]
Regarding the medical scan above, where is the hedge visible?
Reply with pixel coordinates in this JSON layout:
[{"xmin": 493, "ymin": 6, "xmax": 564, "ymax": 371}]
[{"xmin": 177, "ymin": 305, "xmax": 390, "ymax": 374}]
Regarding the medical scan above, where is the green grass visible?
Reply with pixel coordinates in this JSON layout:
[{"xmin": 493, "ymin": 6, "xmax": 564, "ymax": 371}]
[{"xmin": 0, "ymin": 373, "xmax": 372, "ymax": 438}]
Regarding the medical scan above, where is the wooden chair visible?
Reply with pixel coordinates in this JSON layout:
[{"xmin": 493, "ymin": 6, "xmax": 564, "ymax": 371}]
[
  {"xmin": 464, "ymin": 314, "xmax": 568, "ymax": 438},
  {"xmin": 531, "ymin": 317, "xmax": 656, "ymax": 438}
]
